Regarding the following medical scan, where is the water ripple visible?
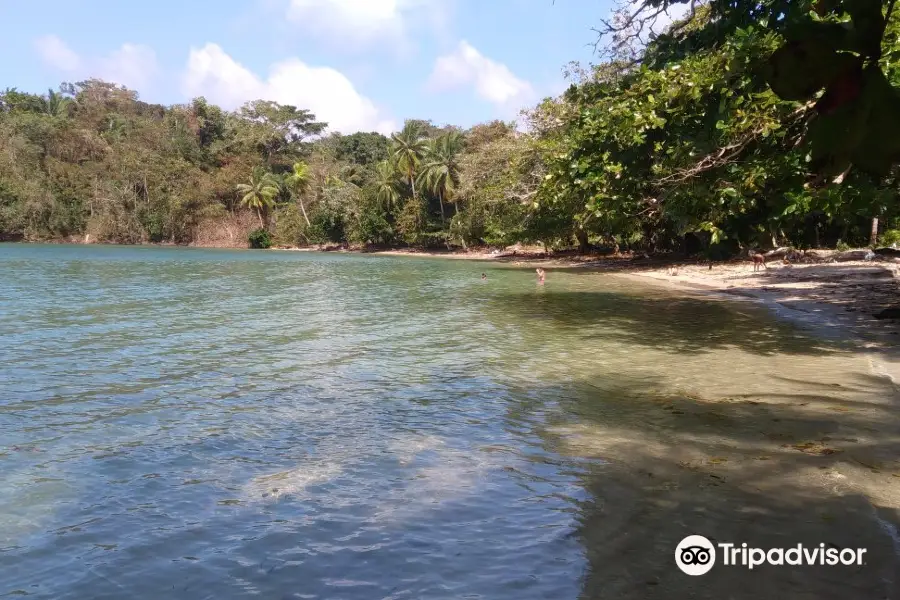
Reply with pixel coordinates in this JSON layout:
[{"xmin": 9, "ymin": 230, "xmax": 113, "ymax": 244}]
[
  {"xmin": 0, "ymin": 246, "xmax": 593, "ymax": 599},
  {"xmin": 3, "ymin": 245, "xmax": 893, "ymax": 599}
]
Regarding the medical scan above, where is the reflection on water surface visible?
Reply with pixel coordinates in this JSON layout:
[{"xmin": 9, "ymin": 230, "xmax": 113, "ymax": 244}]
[{"xmin": 1, "ymin": 244, "xmax": 898, "ymax": 599}]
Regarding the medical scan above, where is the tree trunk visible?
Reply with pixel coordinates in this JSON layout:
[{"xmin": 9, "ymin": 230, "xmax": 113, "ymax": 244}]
[
  {"xmin": 256, "ymin": 207, "xmax": 264, "ymax": 229},
  {"xmin": 409, "ymin": 174, "xmax": 424, "ymax": 232},
  {"xmin": 870, "ymin": 217, "xmax": 879, "ymax": 247},
  {"xmin": 299, "ymin": 198, "xmax": 311, "ymax": 227},
  {"xmin": 438, "ymin": 191, "xmax": 446, "ymax": 224},
  {"xmin": 575, "ymin": 228, "xmax": 589, "ymax": 253},
  {"xmin": 453, "ymin": 202, "xmax": 467, "ymax": 250}
]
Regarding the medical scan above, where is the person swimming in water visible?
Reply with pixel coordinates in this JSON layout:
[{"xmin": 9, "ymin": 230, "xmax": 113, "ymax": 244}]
[
  {"xmin": 536, "ymin": 268, "xmax": 546, "ymax": 285},
  {"xmin": 481, "ymin": 273, "xmax": 486, "ymax": 280}
]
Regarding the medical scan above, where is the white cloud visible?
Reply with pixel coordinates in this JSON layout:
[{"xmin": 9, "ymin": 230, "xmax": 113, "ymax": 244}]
[
  {"xmin": 427, "ymin": 40, "xmax": 534, "ymax": 110},
  {"xmin": 33, "ymin": 35, "xmax": 159, "ymax": 91},
  {"xmin": 182, "ymin": 43, "xmax": 396, "ymax": 135},
  {"xmin": 34, "ymin": 35, "xmax": 81, "ymax": 72},
  {"xmin": 285, "ymin": 0, "xmax": 447, "ymax": 51},
  {"xmin": 97, "ymin": 44, "xmax": 160, "ymax": 92}
]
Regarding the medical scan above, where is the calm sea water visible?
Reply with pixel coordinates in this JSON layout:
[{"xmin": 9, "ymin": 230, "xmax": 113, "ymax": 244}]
[{"xmin": 1, "ymin": 244, "xmax": 897, "ymax": 599}]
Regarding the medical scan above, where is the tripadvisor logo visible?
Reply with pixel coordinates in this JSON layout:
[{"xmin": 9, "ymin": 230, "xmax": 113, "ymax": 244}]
[
  {"xmin": 676, "ymin": 535, "xmax": 716, "ymax": 576},
  {"xmin": 675, "ymin": 535, "xmax": 867, "ymax": 576}
]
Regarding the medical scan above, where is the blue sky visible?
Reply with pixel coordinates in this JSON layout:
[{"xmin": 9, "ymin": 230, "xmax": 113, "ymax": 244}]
[{"xmin": 0, "ymin": 0, "xmax": 620, "ymax": 133}]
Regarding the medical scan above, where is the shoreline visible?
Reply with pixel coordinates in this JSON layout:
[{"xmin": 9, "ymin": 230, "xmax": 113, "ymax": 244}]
[
  {"xmin": 354, "ymin": 245, "xmax": 900, "ymax": 383},
  {"xmin": 7, "ymin": 239, "xmax": 899, "ymax": 356},
  {"xmin": 368, "ymin": 247, "xmax": 900, "ymax": 345},
  {"xmin": 369, "ymin": 247, "xmax": 900, "ymax": 361},
  {"xmin": 615, "ymin": 262, "xmax": 900, "ymax": 384},
  {"xmin": 5, "ymin": 240, "xmax": 900, "ymax": 592}
]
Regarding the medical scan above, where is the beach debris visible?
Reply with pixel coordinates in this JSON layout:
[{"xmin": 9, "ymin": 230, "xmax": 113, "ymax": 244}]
[
  {"xmin": 835, "ymin": 249, "xmax": 874, "ymax": 262},
  {"xmin": 874, "ymin": 307, "xmax": 900, "ymax": 320},
  {"xmin": 786, "ymin": 441, "xmax": 842, "ymax": 456}
]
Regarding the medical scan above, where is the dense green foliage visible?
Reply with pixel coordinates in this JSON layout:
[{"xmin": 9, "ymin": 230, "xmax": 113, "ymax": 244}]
[
  {"xmin": 247, "ymin": 228, "xmax": 272, "ymax": 249},
  {"xmin": 539, "ymin": 0, "xmax": 900, "ymax": 252},
  {"xmin": 3, "ymin": 1, "xmax": 900, "ymax": 253}
]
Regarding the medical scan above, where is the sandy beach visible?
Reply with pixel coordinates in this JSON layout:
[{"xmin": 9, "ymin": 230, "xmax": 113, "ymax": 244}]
[
  {"xmin": 527, "ymin": 252, "xmax": 900, "ymax": 596},
  {"xmin": 628, "ymin": 259, "xmax": 900, "ymax": 365},
  {"xmin": 361, "ymin": 246, "xmax": 900, "ymax": 351},
  {"xmin": 359, "ymin": 247, "xmax": 900, "ymax": 597},
  {"xmin": 363, "ymin": 244, "xmax": 900, "ymax": 405}
]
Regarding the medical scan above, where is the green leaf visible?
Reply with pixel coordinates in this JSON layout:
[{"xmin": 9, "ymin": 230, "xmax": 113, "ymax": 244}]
[{"xmin": 721, "ymin": 187, "xmax": 739, "ymax": 198}]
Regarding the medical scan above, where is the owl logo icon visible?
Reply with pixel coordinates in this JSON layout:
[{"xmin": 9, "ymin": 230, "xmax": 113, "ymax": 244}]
[{"xmin": 675, "ymin": 535, "xmax": 716, "ymax": 576}]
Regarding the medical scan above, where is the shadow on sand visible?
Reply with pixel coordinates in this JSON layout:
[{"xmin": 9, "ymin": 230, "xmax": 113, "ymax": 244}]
[
  {"xmin": 488, "ymin": 288, "xmax": 848, "ymax": 357},
  {"xmin": 505, "ymin": 369, "xmax": 900, "ymax": 599}
]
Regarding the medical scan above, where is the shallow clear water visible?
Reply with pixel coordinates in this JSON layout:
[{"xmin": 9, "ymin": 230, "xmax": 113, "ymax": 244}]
[{"xmin": 1, "ymin": 244, "xmax": 896, "ymax": 599}]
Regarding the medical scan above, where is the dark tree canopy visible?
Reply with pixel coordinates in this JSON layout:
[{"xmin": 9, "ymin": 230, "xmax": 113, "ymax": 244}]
[
  {"xmin": 599, "ymin": 0, "xmax": 900, "ymax": 178},
  {"xmin": 332, "ymin": 131, "xmax": 391, "ymax": 167}
]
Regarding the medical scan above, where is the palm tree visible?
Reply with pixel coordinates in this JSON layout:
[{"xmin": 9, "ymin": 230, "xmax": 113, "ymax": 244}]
[
  {"xmin": 287, "ymin": 161, "xmax": 312, "ymax": 226},
  {"xmin": 417, "ymin": 131, "xmax": 464, "ymax": 224},
  {"xmin": 373, "ymin": 160, "xmax": 401, "ymax": 213},
  {"xmin": 339, "ymin": 164, "xmax": 364, "ymax": 187},
  {"xmin": 390, "ymin": 122, "xmax": 428, "ymax": 203},
  {"xmin": 45, "ymin": 89, "xmax": 72, "ymax": 118},
  {"xmin": 236, "ymin": 169, "xmax": 280, "ymax": 228}
]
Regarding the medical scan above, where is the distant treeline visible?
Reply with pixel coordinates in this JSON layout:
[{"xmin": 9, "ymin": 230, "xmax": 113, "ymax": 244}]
[{"xmin": 3, "ymin": 2, "xmax": 900, "ymax": 253}]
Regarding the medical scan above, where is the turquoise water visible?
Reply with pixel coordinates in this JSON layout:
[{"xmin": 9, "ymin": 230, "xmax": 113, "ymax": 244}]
[{"xmin": 1, "ymin": 244, "xmax": 896, "ymax": 599}]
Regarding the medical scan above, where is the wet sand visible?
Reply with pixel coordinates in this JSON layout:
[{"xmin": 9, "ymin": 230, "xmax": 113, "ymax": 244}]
[
  {"xmin": 367, "ymin": 247, "xmax": 900, "ymax": 597},
  {"xmin": 366, "ymin": 247, "xmax": 900, "ymax": 354},
  {"xmin": 564, "ymin": 260, "xmax": 900, "ymax": 598}
]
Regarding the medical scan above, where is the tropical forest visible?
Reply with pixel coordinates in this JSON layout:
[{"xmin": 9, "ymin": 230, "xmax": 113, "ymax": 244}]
[{"xmin": 3, "ymin": 0, "xmax": 900, "ymax": 255}]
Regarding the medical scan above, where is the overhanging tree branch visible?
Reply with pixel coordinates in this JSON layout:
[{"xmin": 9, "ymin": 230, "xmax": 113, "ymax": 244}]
[
  {"xmin": 588, "ymin": 1, "xmax": 703, "ymax": 58},
  {"xmin": 655, "ymin": 101, "xmax": 815, "ymax": 185}
]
